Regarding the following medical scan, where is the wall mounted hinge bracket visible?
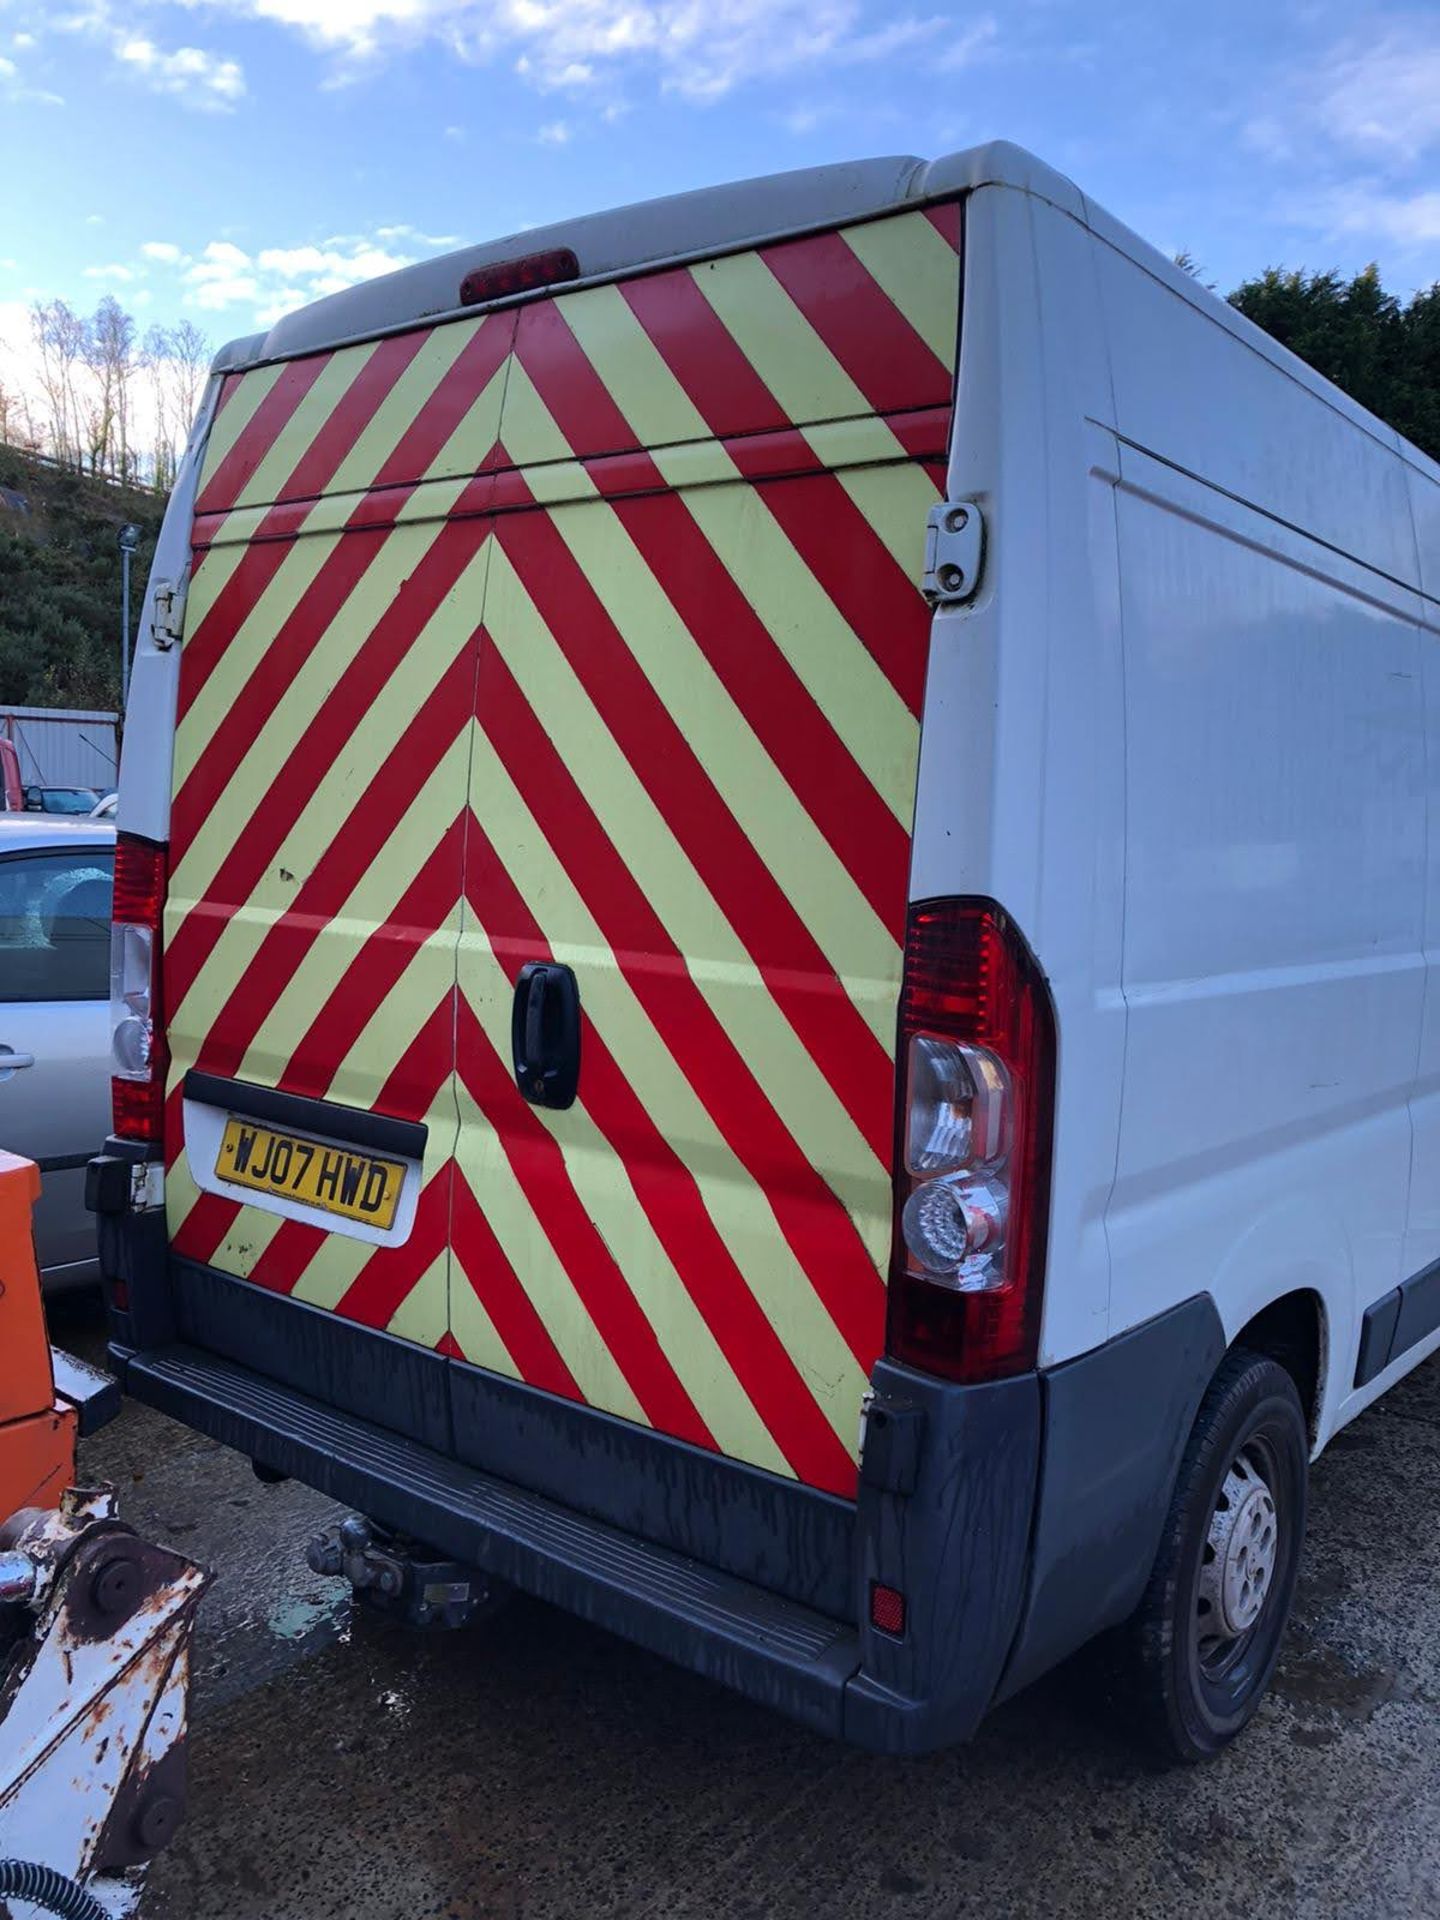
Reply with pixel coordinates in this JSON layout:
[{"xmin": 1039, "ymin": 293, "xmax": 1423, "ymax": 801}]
[
  {"xmin": 150, "ymin": 575, "xmax": 188, "ymax": 650},
  {"xmin": 921, "ymin": 500, "xmax": 984, "ymax": 606}
]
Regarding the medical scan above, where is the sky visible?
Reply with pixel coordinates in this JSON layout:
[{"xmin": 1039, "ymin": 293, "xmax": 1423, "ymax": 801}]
[{"xmin": 1, "ymin": 0, "xmax": 1439, "ymax": 372}]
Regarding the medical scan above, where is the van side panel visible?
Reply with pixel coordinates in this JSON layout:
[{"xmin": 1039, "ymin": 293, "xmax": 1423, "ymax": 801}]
[
  {"xmin": 161, "ymin": 209, "xmax": 961, "ymax": 1492},
  {"xmin": 1092, "ymin": 232, "xmax": 1418, "ymax": 589},
  {"xmin": 1071, "ymin": 233, "xmax": 1432, "ymax": 1443},
  {"xmin": 1400, "ymin": 460, "xmax": 1440, "ymax": 1258},
  {"xmin": 1107, "ymin": 453, "xmax": 1426, "ymax": 1435}
]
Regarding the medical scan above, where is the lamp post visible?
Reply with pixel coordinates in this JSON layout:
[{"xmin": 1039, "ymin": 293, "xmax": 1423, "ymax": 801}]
[{"xmin": 117, "ymin": 523, "xmax": 140, "ymax": 712}]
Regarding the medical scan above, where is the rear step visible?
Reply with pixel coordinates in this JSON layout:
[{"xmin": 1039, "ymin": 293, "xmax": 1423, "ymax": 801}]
[{"xmin": 118, "ymin": 1344, "xmax": 860, "ymax": 1735}]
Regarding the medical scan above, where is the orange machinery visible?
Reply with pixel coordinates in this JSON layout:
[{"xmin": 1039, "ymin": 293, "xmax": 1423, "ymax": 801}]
[{"xmin": 0, "ymin": 1154, "xmax": 102, "ymax": 1516}]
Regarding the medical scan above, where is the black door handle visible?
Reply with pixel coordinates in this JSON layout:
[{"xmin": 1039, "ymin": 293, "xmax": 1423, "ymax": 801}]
[{"xmin": 512, "ymin": 962, "xmax": 581, "ymax": 1110}]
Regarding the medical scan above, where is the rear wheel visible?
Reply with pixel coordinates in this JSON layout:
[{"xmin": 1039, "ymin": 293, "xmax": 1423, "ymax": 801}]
[{"xmin": 1120, "ymin": 1347, "xmax": 1308, "ymax": 1763}]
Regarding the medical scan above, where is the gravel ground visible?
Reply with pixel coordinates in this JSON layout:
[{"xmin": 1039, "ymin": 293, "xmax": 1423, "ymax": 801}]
[{"xmin": 53, "ymin": 1291, "xmax": 1440, "ymax": 1920}]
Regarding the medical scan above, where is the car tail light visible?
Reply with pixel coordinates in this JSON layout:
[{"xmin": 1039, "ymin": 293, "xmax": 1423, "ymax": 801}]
[
  {"xmin": 886, "ymin": 899, "xmax": 1056, "ymax": 1383},
  {"xmin": 459, "ymin": 246, "xmax": 580, "ymax": 307},
  {"xmin": 110, "ymin": 832, "xmax": 168, "ymax": 1143}
]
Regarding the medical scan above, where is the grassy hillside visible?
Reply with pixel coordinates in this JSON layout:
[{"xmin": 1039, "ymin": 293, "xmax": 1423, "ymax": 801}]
[{"xmin": 0, "ymin": 445, "xmax": 165, "ymax": 712}]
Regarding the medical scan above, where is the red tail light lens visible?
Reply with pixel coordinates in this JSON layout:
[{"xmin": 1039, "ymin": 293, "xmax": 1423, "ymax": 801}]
[
  {"xmin": 887, "ymin": 899, "xmax": 1056, "ymax": 1383},
  {"xmin": 110, "ymin": 832, "xmax": 168, "ymax": 1143},
  {"xmin": 460, "ymin": 246, "xmax": 580, "ymax": 307}
]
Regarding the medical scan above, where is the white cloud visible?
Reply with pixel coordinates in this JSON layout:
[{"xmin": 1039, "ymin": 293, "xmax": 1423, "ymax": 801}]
[
  {"xmin": 1311, "ymin": 23, "xmax": 1440, "ymax": 165},
  {"xmin": 183, "ymin": 238, "xmax": 260, "ymax": 310},
  {"xmin": 537, "ymin": 118, "xmax": 571, "ymax": 144},
  {"xmin": 937, "ymin": 17, "xmax": 999, "ymax": 72},
  {"xmin": 781, "ymin": 102, "xmax": 826, "ymax": 135},
  {"xmin": 1244, "ymin": 16, "xmax": 1440, "ymax": 175},
  {"xmin": 142, "ymin": 0, "xmax": 965, "ymax": 100},
  {"xmin": 116, "ymin": 34, "xmax": 246, "ymax": 109},
  {"xmin": 171, "ymin": 227, "xmax": 441, "ymax": 326},
  {"xmin": 0, "ymin": 40, "xmax": 63, "ymax": 103},
  {"xmin": 141, "ymin": 240, "xmax": 184, "ymax": 263},
  {"xmin": 82, "ymin": 261, "xmax": 138, "ymax": 281},
  {"xmin": 255, "ymin": 240, "xmax": 413, "ymax": 290},
  {"xmin": 374, "ymin": 222, "xmax": 459, "ymax": 246},
  {"xmin": 831, "ymin": 15, "xmax": 941, "ymax": 62},
  {"xmin": 1305, "ymin": 184, "xmax": 1440, "ymax": 251}
]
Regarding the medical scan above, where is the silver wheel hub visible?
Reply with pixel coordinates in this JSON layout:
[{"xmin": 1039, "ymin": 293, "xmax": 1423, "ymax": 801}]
[{"xmin": 1200, "ymin": 1452, "xmax": 1279, "ymax": 1640}]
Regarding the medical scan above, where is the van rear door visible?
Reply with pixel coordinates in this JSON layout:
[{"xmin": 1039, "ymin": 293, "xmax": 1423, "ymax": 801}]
[
  {"xmin": 453, "ymin": 206, "xmax": 960, "ymax": 1495},
  {"xmin": 163, "ymin": 305, "xmax": 521, "ymax": 1347}
]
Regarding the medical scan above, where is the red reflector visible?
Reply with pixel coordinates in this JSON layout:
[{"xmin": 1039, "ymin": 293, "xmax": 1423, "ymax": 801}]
[
  {"xmin": 112, "ymin": 1075, "xmax": 166, "ymax": 1142},
  {"xmin": 870, "ymin": 1583, "xmax": 906, "ymax": 1636},
  {"xmin": 109, "ymin": 1278, "xmax": 130, "ymax": 1312},
  {"xmin": 460, "ymin": 246, "xmax": 580, "ymax": 307}
]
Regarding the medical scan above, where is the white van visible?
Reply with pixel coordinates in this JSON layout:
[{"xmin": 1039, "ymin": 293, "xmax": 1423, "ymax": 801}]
[{"xmin": 89, "ymin": 141, "xmax": 1440, "ymax": 1762}]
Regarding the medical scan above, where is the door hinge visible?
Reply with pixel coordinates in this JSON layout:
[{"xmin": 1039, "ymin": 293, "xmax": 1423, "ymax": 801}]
[
  {"xmin": 921, "ymin": 500, "xmax": 984, "ymax": 607},
  {"xmin": 150, "ymin": 575, "xmax": 188, "ymax": 650}
]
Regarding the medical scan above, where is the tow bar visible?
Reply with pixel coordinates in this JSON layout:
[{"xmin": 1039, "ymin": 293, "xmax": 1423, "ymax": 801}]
[{"xmin": 306, "ymin": 1512, "xmax": 503, "ymax": 1632}]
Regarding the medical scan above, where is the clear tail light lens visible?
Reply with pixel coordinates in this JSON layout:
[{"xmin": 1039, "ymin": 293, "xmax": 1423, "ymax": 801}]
[
  {"xmin": 110, "ymin": 832, "xmax": 168, "ymax": 1143},
  {"xmin": 904, "ymin": 1033, "xmax": 1009, "ymax": 1174},
  {"xmin": 887, "ymin": 900, "xmax": 1056, "ymax": 1382},
  {"xmin": 900, "ymin": 1172, "xmax": 1008, "ymax": 1283}
]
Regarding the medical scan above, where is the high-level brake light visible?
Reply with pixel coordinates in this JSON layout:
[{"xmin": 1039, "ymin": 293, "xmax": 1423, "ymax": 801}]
[
  {"xmin": 110, "ymin": 832, "xmax": 168, "ymax": 1143},
  {"xmin": 459, "ymin": 246, "xmax": 580, "ymax": 307},
  {"xmin": 887, "ymin": 900, "xmax": 1056, "ymax": 1383}
]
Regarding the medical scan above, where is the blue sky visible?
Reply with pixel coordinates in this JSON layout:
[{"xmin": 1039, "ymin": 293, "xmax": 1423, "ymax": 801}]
[{"xmin": 1, "ymin": 0, "xmax": 1439, "ymax": 360}]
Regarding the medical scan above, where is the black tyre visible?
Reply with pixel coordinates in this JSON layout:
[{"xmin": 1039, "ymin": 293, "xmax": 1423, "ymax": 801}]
[{"xmin": 1120, "ymin": 1346, "xmax": 1308, "ymax": 1763}]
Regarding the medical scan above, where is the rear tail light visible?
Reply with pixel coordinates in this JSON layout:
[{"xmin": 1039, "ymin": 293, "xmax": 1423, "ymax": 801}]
[
  {"xmin": 887, "ymin": 899, "xmax": 1056, "ymax": 1383},
  {"xmin": 110, "ymin": 832, "xmax": 168, "ymax": 1143}
]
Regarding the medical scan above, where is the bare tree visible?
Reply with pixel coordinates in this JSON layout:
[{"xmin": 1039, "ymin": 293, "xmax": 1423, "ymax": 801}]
[
  {"xmin": 30, "ymin": 298, "xmax": 87, "ymax": 465},
  {"xmin": 169, "ymin": 318, "xmax": 211, "ymax": 442},
  {"xmin": 0, "ymin": 360, "xmax": 38, "ymax": 451},
  {"xmin": 138, "ymin": 319, "xmax": 212, "ymax": 489},
  {"xmin": 142, "ymin": 324, "xmax": 176, "ymax": 489},
  {"xmin": 85, "ymin": 295, "xmax": 138, "ymax": 480}
]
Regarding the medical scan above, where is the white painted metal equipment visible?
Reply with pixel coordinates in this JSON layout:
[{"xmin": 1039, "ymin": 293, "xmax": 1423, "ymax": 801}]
[{"xmin": 0, "ymin": 1488, "xmax": 208, "ymax": 1920}]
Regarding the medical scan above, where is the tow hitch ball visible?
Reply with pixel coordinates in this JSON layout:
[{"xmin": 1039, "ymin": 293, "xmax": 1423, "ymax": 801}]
[{"xmin": 306, "ymin": 1514, "xmax": 503, "ymax": 1630}]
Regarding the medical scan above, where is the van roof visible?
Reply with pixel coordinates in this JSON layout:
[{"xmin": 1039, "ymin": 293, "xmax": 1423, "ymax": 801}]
[
  {"xmin": 216, "ymin": 139, "xmax": 1077, "ymax": 373},
  {"xmin": 212, "ymin": 137, "xmax": 1440, "ymax": 494}
]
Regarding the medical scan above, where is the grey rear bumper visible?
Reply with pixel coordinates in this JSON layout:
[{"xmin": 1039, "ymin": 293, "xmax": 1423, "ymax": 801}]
[{"xmin": 98, "ymin": 1155, "xmax": 1223, "ymax": 1751}]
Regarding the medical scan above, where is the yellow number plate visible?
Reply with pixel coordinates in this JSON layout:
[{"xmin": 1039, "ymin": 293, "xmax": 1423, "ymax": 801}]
[{"xmin": 217, "ymin": 1117, "xmax": 404, "ymax": 1230}]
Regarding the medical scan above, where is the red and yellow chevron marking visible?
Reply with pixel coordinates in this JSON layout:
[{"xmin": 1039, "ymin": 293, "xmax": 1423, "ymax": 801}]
[{"xmin": 164, "ymin": 202, "xmax": 960, "ymax": 1498}]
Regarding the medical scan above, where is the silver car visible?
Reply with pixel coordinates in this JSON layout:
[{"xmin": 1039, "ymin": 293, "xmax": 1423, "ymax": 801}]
[{"xmin": 0, "ymin": 816, "xmax": 114, "ymax": 1286}]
